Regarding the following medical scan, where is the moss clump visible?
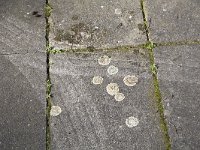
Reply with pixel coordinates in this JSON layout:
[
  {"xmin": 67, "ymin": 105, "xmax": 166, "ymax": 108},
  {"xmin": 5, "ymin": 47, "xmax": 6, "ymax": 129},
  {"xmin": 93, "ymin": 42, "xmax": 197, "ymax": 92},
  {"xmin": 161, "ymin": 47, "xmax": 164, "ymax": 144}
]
[
  {"xmin": 49, "ymin": 49, "xmax": 65, "ymax": 54},
  {"xmin": 153, "ymin": 76, "xmax": 171, "ymax": 150},
  {"xmin": 86, "ymin": 46, "xmax": 95, "ymax": 52},
  {"xmin": 144, "ymin": 41, "xmax": 155, "ymax": 50},
  {"xmin": 45, "ymin": 4, "xmax": 52, "ymax": 18}
]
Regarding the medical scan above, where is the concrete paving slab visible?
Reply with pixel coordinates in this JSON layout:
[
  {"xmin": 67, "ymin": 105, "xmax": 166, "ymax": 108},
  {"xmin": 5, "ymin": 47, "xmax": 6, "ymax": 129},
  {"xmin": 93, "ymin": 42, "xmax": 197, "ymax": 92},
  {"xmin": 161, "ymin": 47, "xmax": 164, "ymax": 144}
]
[
  {"xmin": 146, "ymin": 0, "xmax": 200, "ymax": 42},
  {"xmin": 154, "ymin": 45, "xmax": 200, "ymax": 149},
  {"xmin": 0, "ymin": 53, "xmax": 46, "ymax": 150},
  {"xmin": 0, "ymin": 0, "xmax": 46, "ymax": 149},
  {"xmin": 0, "ymin": 0, "xmax": 46, "ymax": 54},
  {"xmin": 50, "ymin": 50, "xmax": 165, "ymax": 150},
  {"xmin": 49, "ymin": 0, "xmax": 147, "ymax": 50}
]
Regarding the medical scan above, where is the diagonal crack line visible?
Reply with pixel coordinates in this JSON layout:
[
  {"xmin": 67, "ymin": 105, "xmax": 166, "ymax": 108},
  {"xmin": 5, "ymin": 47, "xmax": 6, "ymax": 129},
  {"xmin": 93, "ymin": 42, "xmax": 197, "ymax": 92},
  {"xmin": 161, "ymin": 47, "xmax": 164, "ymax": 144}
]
[{"xmin": 140, "ymin": 0, "xmax": 171, "ymax": 150}]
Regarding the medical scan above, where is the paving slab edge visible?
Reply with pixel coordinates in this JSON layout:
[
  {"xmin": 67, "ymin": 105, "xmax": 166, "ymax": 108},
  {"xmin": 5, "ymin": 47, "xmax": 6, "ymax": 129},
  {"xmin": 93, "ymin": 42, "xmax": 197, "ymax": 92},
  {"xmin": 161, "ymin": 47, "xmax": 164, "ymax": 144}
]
[
  {"xmin": 47, "ymin": 39, "xmax": 200, "ymax": 54},
  {"xmin": 141, "ymin": 0, "xmax": 171, "ymax": 149},
  {"xmin": 147, "ymin": 42, "xmax": 171, "ymax": 150},
  {"xmin": 45, "ymin": 1, "xmax": 53, "ymax": 150}
]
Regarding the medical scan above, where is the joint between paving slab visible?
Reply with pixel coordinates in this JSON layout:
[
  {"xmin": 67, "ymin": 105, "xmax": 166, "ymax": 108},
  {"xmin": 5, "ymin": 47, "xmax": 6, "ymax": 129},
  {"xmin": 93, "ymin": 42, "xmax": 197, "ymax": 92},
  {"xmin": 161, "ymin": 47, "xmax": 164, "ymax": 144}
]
[
  {"xmin": 147, "ymin": 43, "xmax": 171, "ymax": 150},
  {"xmin": 154, "ymin": 39, "xmax": 200, "ymax": 47},
  {"xmin": 48, "ymin": 38, "xmax": 200, "ymax": 54},
  {"xmin": 48, "ymin": 43, "xmax": 148, "ymax": 54},
  {"xmin": 141, "ymin": 1, "xmax": 171, "ymax": 149},
  {"xmin": 45, "ymin": 1, "xmax": 53, "ymax": 149},
  {"xmin": 140, "ymin": 0, "xmax": 150, "ymax": 41}
]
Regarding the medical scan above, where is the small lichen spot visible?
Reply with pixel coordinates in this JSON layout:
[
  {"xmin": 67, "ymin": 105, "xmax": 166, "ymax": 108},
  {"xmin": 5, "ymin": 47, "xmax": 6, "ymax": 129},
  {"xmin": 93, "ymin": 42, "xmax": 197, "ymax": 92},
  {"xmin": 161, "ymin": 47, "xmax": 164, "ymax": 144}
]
[
  {"xmin": 92, "ymin": 76, "xmax": 103, "ymax": 85},
  {"xmin": 125, "ymin": 116, "xmax": 139, "ymax": 128},
  {"xmin": 114, "ymin": 92, "xmax": 125, "ymax": 101},
  {"xmin": 106, "ymin": 83, "xmax": 119, "ymax": 96},
  {"xmin": 98, "ymin": 55, "xmax": 111, "ymax": 66},
  {"xmin": 107, "ymin": 65, "xmax": 118, "ymax": 75},
  {"xmin": 50, "ymin": 106, "xmax": 62, "ymax": 116},
  {"xmin": 123, "ymin": 75, "xmax": 138, "ymax": 86},
  {"xmin": 115, "ymin": 8, "xmax": 122, "ymax": 15}
]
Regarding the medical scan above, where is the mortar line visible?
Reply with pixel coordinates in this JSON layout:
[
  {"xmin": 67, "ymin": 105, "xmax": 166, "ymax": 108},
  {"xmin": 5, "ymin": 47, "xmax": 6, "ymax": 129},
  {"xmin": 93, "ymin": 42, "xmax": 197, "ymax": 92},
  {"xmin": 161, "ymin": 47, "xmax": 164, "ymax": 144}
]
[
  {"xmin": 155, "ymin": 40, "xmax": 200, "ymax": 47},
  {"xmin": 45, "ymin": 0, "xmax": 52, "ymax": 149},
  {"xmin": 140, "ymin": 0, "xmax": 150, "ymax": 41},
  {"xmin": 48, "ymin": 39, "xmax": 200, "ymax": 54},
  {"xmin": 140, "ymin": 0, "xmax": 171, "ymax": 150}
]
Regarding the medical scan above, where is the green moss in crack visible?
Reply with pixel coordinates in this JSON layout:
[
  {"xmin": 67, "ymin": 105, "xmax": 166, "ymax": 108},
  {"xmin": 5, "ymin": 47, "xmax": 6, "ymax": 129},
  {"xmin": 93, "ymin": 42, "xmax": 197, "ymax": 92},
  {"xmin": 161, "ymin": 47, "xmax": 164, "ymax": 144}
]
[
  {"xmin": 87, "ymin": 46, "xmax": 95, "ymax": 52},
  {"xmin": 154, "ymin": 40, "xmax": 200, "ymax": 47},
  {"xmin": 153, "ymin": 76, "xmax": 171, "ymax": 150},
  {"xmin": 140, "ymin": 0, "xmax": 150, "ymax": 40},
  {"xmin": 49, "ymin": 49, "xmax": 65, "ymax": 54},
  {"xmin": 150, "ymin": 64, "xmax": 157, "ymax": 75},
  {"xmin": 144, "ymin": 41, "xmax": 155, "ymax": 50},
  {"xmin": 46, "ymin": 79, "xmax": 52, "ymax": 150},
  {"xmin": 147, "ymin": 43, "xmax": 171, "ymax": 150},
  {"xmin": 45, "ymin": 4, "xmax": 52, "ymax": 18}
]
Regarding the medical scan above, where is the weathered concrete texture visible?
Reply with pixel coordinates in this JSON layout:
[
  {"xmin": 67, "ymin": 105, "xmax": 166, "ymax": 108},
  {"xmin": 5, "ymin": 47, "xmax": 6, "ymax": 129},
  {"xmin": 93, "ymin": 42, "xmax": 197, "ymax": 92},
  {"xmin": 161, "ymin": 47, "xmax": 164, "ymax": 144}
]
[
  {"xmin": 50, "ymin": 50, "xmax": 165, "ymax": 150},
  {"xmin": 154, "ymin": 45, "xmax": 200, "ymax": 149},
  {"xmin": 0, "ymin": 0, "xmax": 46, "ymax": 54},
  {"xmin": 0, "ymin": 0, "xmax": 46, "ymax": 149},
  {"xmin": 49, "ymin": 0, "xmax": 147, "ymax": 50},
  {"xmin": 0, "ymin": 53, "xmax": 46, "ymax": 150},
  {"xmin": 146, "ymin": 0, "xmax": 200, "ymax": 42}
]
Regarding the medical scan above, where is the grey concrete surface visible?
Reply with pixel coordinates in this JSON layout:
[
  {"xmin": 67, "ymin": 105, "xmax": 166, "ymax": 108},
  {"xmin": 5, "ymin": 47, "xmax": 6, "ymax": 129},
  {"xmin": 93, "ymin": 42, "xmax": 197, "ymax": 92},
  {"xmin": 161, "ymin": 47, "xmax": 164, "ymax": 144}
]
[
  {"xmin": 0, "ymin": 53, "xmax": 46, "ymax": 150},
  {"xmin": 50, "ymin": 50, "xmax": 165, "ymax": 150},
  {"xmin": 154, "ymin": 45, "xmax": 200, "ymax": 149},
  {"xmin": 49, "ymin": 0, "xmax": 147, "ymax": 49},
  {"xmin": 146, "ymin": 0, "xmax": 200, "ymax": 42},
  {"xmin": 0, "ymin": 0, "xmax": 46, "ymax": 54},
  {"xmin": 0, "ymin": 0, "xmax": 46, "ymax": 149}
]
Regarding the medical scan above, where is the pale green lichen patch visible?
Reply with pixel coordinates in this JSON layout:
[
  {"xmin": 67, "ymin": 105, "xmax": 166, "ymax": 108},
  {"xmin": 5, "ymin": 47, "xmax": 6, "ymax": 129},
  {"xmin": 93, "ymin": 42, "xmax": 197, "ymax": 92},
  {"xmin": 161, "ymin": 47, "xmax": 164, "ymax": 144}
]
[
  {"xmin": 125, "ymin": 116, "xmax": 139, "ymax": 127},
  {"xmin": 114, "ymin": 92, "xmax": 125, "ymax": 102},
  {"xmin": 106, "ymin": 83, "xmax": 119, "ymax": 96},
  {"xmin": 98, "ymin": 55, "xmax": 111, "ymax": 66},
  {"xmin": 123, "ymin": 75, "xmax": 138, "ymax": 86},
  {"xmin": 107, "ymin": 65, "xmax": 118, "ymax": 75},
  {"xmin": 92, "ymin": 76, "xmax": 104, "ymax": 85},
  {"xmin": 50, "ymin": 106, "xmax": 62, "ymax": 116}
]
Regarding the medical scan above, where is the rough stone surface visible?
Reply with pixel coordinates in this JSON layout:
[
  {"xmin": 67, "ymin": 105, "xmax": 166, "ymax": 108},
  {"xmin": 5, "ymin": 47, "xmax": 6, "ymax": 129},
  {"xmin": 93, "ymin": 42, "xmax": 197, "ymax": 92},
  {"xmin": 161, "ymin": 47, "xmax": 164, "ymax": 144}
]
[
  {"xmin": 0, "ymin": 53, "xmax": 46, "ymax": 150},
  {"xmin": 146, "ymin": 0, "xmax": 200, "ymax": 42},
  {"xmin": 0, "ymin": 0, "xmax": 46, "ymax": 54},
  {"xmin": 0, "ymin": 0, "xmax": 46, "ymax": 149},
  {"xmin": 50, "ymin": 50, "xmax": 165, "ymax": 150},
  {"xmin": 154, "ymin": 45, "xmax": 200, "ymax": 149},
  {"xmin": 49, "ymin": 0, "xmax": 147, "ymax": 49}
]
